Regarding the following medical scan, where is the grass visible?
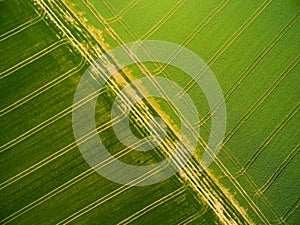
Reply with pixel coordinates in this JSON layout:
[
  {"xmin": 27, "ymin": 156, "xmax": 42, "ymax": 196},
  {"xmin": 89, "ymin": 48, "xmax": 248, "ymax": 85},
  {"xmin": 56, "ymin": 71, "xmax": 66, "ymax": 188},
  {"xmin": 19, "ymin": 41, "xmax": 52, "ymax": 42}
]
[
  {"xmin": 0, "ymin": 0, "xmax": 222, "ymax": 224},
  {"xmin": 1, "ymin": 0, "xmax": 299, "ymax": 224},
  {"xmin": 62, "ymin": 0, "xmax": 300, "ymax": 224}
]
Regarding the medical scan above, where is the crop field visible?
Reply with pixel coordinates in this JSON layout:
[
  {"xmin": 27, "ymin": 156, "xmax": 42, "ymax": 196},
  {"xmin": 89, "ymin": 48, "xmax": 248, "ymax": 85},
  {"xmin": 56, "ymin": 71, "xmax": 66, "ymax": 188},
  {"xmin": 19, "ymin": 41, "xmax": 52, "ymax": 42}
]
[{"xmin": 0, "ymin": 0, "xmax": 299, "ymax": 225}]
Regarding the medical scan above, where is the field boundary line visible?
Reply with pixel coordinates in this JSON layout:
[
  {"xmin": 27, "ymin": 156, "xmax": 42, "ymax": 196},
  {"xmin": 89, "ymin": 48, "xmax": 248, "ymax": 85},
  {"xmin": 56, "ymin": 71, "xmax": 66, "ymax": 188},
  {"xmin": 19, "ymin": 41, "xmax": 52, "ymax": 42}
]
[
  {"xmin": 0, "ymin": 0, "xmax": 227, "ymax": 194},
  {"xmin": 35, "ymin": 0, "xmax": 274, "ymax": 223},
  {"xmin": 0, "ymin": 39, "xmax": 67, "ymax": 80},
  {"xmin": 63, "ymin": 0, "xmax": 272, "ymax": 223},
  {"xmin": 192, "ymin": 14, "xmax": 299, "ymax": 215},
  {"xmin": 48, "ymin": 2, "xmax": 248, "ymax": 221},
  {"xmin": 216, "ymin": 57, "xmax": 299, "ymax": 218},
  {"xmin": 29, "ymin": 0, "xmax": 292, "ymax": 223},
  {"xmin": 81, "ymin": 3, "xmax": 254, "ymax": 224},
  {"xmin": 117, "ymin": 187, "xmax": 185, "ymax": 225},
  {"xmin": 32, "ymin": 0, "xmax": 264, "ymax": 224},
  {"xmin": 0, "ymin": 56, "xmax": 85, "ymax": 117},
  {"xmin": 37, "ymin": 0, "xmax": 270, "ymax": 223},
  {"xmin": 103, "ymin": 0, "xmax": 282, "ymax": 218},
  {"xmin": 34, "ymin": 1, "xmax": 263, "ymax": 224},
  {"xmin": 107, "ymin": 0, "xmax": 140, "ymax": 23}
]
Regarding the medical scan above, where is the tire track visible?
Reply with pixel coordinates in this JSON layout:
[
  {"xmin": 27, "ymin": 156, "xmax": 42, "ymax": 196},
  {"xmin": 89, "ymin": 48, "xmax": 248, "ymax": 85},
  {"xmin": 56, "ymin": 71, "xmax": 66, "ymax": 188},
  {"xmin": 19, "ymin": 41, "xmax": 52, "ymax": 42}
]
[
  {"xmin": 0, "ymin": 39, "xmax": 67, "ymax": 80},
  {"xmin": 224, "ymin": 56, "xmax": 299, "ymax": 144},
  {"xmin": 140, "ymin": 0, "xmax": 187, "ymax": 40},
  {"xmin": 0, "ymin": 56, "xmax": 85, "ymax": 117},
  {"xmin": 181, "ymin": 0, "xmax": 273, "ymax": 94},
  {"xmin": 200, "ymin": 14, "xmax": 299, "ymax": 124},
  {"xmin": 0, "ymin": 115, "xmax": 116, "ymax": 191},
  {"xmin": 0, "ymin": 14, "xmax": 43, "ymax": 42},
  {"xmin": 237, "ymin": 103, "xmax": 300, "ymax": 175},
  {"xmin": 84, "ymin": 0, "xmax": 275, "ymax": 222},
  {"xmin": 258, "ymin": 144, "xmax": 299, "ymax": 194},
  {"xmin": 153, "ymin": 0, "xmax": 230, "ymax": 74},
  {"xmin": 107, "ymin": 0, "xmax": 140, "ymax": 23},
  {"xmin": 279, "ymin": 197, "xmax": 300, "ymax": 224},
  {"xmin": 56, "ymin": 162, "xmax": 170, "ymax": 225},
  {"xmin": 0, "ymin": 0, "xmax": 229, "ymax": 191},
  {"xmin": 21, "ymin": 0, "xmax": 272, "ymax": 224},
  {"xmin": 45, "ymin": 0, "xmax": 274, "ymax": 223},
  {"xmin": 117, "ymin": 187, "xmax": 185, "ymax": 225},
  {"xmin": 1, "ymin": 137, "xmax": 147, "ymax": 224},
  {"xmin": 0, "ymin": 88, "xmax": 103, "ymax": 153}
]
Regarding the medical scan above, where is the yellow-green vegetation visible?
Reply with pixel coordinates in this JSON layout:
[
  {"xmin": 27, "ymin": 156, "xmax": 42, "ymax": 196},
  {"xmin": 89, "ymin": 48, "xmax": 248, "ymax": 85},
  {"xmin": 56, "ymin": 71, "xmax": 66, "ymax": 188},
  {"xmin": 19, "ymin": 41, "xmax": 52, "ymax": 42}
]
[
  {"xmin": 0, "ymin": 0, "xmax": 222, "ymax": 224},
  {"xmin": 0, "ymin": 0, "xmax": 299, "ymax": 224}
]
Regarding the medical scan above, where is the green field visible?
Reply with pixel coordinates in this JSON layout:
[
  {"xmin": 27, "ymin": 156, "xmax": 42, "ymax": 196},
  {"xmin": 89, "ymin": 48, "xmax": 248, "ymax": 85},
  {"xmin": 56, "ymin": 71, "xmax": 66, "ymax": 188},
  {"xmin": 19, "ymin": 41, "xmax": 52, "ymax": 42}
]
[{"xmin": 0, "ymin": 0, "xmax": 299, "ymax": 224}]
